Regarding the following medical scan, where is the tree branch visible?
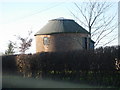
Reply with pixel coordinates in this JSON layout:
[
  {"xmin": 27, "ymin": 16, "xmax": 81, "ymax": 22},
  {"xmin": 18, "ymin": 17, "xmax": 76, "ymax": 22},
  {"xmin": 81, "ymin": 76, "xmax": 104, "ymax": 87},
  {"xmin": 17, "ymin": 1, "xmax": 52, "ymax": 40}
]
[{"xmin": 74, "ymin": 3, "xmax": 89, "ymax": 25}]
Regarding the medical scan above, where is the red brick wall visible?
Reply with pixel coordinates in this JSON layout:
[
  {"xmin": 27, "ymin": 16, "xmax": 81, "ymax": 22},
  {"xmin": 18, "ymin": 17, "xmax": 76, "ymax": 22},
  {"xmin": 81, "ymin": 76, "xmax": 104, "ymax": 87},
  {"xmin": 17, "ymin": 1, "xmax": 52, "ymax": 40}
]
[{"xmin": 35, "ymin": 33, "xmax": 88, "ymax": 53}]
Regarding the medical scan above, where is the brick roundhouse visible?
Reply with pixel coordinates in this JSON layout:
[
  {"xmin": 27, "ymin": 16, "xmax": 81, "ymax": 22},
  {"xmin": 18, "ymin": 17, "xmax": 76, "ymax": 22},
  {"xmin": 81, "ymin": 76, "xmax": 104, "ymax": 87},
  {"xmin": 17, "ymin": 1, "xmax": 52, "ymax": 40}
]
[{"xmin": 34, "ymin": 18, "xmax": 94, "ymax": 53}]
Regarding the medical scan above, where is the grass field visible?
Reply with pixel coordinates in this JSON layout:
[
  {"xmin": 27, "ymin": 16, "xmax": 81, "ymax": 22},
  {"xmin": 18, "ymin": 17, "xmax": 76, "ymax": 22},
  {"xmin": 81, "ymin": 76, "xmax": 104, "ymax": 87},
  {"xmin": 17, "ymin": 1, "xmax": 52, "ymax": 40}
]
[{"xmin": 2, "ymin": 75, "xmax": 114, "ymax": 88}]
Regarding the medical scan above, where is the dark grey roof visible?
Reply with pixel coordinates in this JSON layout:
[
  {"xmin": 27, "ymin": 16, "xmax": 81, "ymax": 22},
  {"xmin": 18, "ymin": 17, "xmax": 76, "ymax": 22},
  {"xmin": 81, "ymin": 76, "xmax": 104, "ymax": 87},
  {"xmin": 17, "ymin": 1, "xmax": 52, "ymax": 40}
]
[
  {"xmin": 34, "ymin": 18, "xmax": 90, "ymax": 36},
  {"xmin": 91, "ymin": 39, "xmax": 95, "ymax": 43}
]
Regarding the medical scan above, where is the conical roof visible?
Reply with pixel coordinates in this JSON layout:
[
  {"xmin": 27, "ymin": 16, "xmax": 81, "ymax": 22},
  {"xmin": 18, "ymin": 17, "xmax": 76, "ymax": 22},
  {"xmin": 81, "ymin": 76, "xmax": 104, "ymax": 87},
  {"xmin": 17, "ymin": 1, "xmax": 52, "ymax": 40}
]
[{"xmin": 34, "ymin": 18, "xmax": 89, "ymax": 36}]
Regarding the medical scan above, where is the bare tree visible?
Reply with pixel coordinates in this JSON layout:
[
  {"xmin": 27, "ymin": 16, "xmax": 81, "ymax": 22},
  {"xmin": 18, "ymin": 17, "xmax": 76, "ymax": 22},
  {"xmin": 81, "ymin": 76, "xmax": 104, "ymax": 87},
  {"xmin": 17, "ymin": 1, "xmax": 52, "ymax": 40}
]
[
  {"xmin": 14, "ymin": 31, "xmax": 33, "ymax": 54},
  {"xmin": 70, "ymin": 1, "xmax": 117, "ymax": 47}
]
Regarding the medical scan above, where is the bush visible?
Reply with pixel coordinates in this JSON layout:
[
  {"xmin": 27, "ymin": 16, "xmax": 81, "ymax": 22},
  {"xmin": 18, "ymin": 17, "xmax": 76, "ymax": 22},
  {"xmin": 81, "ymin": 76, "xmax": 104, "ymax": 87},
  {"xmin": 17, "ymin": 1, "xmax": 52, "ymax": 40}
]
[
  {"xmin": 2, "ymin": 55, "xmax": 18, "ymax": 75},
  {"xmin": 2, "ymin": 46, "xmax": 120, "ymax": 87}
]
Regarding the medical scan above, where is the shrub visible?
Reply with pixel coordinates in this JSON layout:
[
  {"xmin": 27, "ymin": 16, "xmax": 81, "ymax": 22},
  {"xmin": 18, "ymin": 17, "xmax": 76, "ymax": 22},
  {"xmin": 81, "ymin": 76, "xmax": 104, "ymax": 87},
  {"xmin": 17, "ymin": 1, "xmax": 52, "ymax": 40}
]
[{"xmin": 2, "ymin": 46, "xmax": 120, "ymax": 87}]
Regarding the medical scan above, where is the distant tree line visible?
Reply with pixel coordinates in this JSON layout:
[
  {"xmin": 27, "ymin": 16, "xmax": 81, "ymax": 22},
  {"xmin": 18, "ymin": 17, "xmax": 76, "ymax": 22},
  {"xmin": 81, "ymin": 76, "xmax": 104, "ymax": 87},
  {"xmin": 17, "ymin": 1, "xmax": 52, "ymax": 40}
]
[{"xmin": 2, "ymin": 46, "xmax": 120, "ymax": 87}]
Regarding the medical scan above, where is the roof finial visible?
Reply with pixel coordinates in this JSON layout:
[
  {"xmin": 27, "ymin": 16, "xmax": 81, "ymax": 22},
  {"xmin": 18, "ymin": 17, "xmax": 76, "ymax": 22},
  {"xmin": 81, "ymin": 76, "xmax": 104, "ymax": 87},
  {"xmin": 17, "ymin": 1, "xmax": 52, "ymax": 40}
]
[{"xmin": 57, "ymin": 17, "xmax": 65, "ymax": 20}]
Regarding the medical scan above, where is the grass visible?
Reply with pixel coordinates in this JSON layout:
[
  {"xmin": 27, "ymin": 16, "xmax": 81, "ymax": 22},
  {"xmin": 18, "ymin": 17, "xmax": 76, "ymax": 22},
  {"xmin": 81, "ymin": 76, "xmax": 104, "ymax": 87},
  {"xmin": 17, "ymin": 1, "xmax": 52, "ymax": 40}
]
[{"xmin": 2, "ymin": 75, "xmax": 115, "ymax": 88}]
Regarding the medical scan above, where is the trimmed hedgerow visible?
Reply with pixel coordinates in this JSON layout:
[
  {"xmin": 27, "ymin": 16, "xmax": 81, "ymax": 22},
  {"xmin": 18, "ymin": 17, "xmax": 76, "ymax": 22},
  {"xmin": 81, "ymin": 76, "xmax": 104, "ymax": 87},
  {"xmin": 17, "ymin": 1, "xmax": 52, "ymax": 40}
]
[{"xmin": 2, "ymin": 46, "xmax": 120, "ymax": 87}]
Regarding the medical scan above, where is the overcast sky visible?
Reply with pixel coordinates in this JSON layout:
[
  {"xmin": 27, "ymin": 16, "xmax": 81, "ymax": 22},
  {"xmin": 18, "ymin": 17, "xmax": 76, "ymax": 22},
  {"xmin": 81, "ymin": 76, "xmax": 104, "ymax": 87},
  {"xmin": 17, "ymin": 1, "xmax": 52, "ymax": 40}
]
[{"xmin": 0, "ymin": 0, "xmax": 119, "ymax": 54}]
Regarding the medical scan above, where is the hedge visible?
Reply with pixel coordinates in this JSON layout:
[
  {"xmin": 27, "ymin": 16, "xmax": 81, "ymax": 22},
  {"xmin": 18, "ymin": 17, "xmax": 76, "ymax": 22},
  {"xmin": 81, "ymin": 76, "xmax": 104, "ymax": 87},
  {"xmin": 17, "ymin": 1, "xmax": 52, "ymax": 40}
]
[{"xmin": 2, "ymin": 46, "xmax": 120, "ymax": 87}]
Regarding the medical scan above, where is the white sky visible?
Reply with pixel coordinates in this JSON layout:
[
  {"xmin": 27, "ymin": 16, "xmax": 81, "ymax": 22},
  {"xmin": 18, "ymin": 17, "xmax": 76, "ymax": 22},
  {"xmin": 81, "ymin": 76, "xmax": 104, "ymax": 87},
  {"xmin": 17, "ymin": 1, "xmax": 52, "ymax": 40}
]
[{"xmin": 0, "ymin": 0, "xmax": 119, "ymax": 54}]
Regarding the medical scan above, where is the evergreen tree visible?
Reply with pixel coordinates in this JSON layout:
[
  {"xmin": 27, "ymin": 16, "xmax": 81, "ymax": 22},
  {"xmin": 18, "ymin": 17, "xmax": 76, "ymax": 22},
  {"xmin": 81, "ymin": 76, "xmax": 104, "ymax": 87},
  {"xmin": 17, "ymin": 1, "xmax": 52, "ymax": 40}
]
[{"xmin": 5, "ymin": 41, "xmax": 15, "ymax": 55}]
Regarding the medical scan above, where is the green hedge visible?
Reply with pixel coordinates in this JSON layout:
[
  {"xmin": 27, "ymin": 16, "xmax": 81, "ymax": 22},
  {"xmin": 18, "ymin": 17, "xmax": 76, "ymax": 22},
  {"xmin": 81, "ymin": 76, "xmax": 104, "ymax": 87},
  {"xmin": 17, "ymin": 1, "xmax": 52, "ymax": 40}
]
[
  {"xmin": 2, "ymin": 55, "xmax": 18, "ymax": 75},
  {"xmin": 2, "ymin": 46, "xmax": 120, "ymax": 87}
]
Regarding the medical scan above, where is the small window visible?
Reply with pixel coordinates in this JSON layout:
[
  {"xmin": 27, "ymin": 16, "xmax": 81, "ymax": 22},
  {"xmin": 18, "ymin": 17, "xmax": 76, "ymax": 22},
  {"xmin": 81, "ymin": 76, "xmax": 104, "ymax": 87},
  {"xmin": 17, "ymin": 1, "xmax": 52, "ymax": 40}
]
[
  {"xmin": 82, "ymin": 37, "xmax": 87, "ymax": 50},
  {"xmin": 43, "ymin": 37, "xmax": 49, "ymax": 45},
  {"xmin": 85, "ymin": 37, "xmax": 87, "ymax": 50}
]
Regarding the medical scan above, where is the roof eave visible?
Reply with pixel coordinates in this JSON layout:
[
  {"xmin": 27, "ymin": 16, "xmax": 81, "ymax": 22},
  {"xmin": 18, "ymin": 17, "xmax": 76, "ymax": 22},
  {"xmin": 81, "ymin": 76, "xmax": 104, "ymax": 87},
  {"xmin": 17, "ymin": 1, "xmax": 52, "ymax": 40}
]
[{"xmin": 34, "ymin": 32, "xmax": 90, "ymax": 36}]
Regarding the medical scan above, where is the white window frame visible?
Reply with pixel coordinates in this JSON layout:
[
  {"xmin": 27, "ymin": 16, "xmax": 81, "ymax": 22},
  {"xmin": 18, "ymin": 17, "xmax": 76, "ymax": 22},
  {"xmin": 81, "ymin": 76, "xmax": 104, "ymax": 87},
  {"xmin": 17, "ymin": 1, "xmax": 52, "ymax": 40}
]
[{"xmin": 43, "ymin": 37, "xmax": 49, "ymax": 45}]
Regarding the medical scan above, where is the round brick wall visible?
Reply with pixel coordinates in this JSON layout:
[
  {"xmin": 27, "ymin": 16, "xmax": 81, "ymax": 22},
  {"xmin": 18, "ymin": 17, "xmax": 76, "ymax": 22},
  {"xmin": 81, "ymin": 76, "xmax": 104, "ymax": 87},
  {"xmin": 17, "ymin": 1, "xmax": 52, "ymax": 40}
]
[{"xmin": 35, "ymin": 33, "xmax": 88, "ymax": 53}]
